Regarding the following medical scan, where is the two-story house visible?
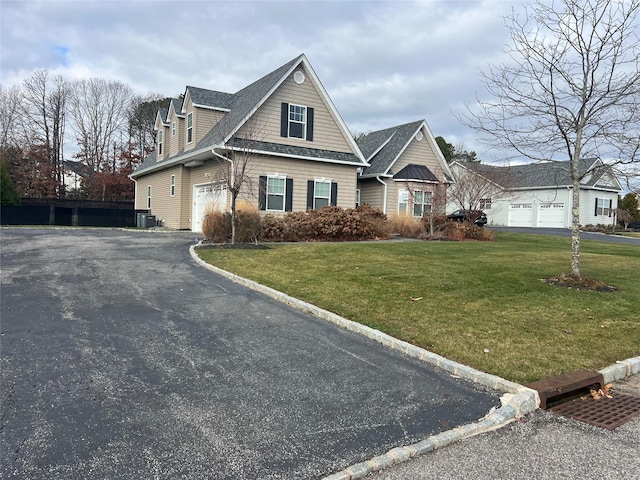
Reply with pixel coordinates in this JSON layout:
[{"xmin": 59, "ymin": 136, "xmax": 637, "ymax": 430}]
[{"xmin": 130, "ymin": 54, "xmax": 368, "ymax": 232}]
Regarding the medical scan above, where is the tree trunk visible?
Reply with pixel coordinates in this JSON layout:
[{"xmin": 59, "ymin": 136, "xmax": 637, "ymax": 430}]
[
  {"xmin": 230, "ymin": 193, "xmax": 237, "ymax": 245},
  {"xmin": 570, "ymin": 161, "xmax": 581, "ymax": 278}
]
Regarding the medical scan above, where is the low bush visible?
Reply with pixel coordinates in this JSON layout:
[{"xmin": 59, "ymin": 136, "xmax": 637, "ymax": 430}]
[
  {"xmin": 443, "ymin": 220, "xmax": 495, "ymax": 241},
  {"xmin": 388, "ymin": 214, "xmax": 424, "ymax": 238},
  {"xmin": 202, "ymin": 208, "xmax": 231, "ymax": 243},
  {"xmin": 202, "ymin": 202, "xmax": 262, "ymax": 243},
  {"xmin": 421, "ymin": 214, "xmax": 448, "ymax": 237}
]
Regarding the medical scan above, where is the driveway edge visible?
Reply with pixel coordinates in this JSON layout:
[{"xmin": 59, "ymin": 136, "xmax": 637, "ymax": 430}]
[{"xmin": 189, "ymin": 246, "xmax": 636, "ymax": 479}]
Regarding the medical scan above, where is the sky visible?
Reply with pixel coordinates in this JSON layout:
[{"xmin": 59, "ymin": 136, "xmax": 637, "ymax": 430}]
[{"xmin": 1, "ymin": 0, "xmax": 527, "ymax": 161}]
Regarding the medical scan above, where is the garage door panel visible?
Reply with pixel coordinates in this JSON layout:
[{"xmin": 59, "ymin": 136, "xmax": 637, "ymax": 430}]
[
  {"xmin": 508, "ymin": 203, "xmax": 533, "ymax": 227},
  {"xmin": 537, "ymin": 203, "xmax": 565, "ymax": 227}
]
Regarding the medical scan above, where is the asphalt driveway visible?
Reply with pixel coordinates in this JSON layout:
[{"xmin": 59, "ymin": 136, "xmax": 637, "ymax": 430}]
[{"xmin": 1, "ymin": 228, "xmax": 499, "ymax": 479}]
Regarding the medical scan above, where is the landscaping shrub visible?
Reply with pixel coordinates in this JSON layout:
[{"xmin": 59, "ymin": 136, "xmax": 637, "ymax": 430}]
[
  {"xmin": 202, "ymin": 208, "xmax": 231, "ymax": 242},
  {"xmin": 443, "ymin": 220, "xmax": 495, "ymax": 241},
  {"xmin": 388, "ymin": 214, "xmax": 425, "ymax": 238},
  {"xmin": 421, "ymin": 214, "xmax": 448, "ymax": 236}
]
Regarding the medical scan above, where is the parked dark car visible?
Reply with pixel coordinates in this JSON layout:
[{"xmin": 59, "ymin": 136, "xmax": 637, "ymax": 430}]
[{"xmin": 447, "ymin": 209, "xmax": 488, "ymax": 226}]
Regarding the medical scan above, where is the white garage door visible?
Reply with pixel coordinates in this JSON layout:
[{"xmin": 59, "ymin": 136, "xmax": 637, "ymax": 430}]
[
  {"xmin": 508, "ymin": 203, "xmax": 533, "ymax": 227},
  {"xmin": 537, "ymin": 203, "xmax": 565, "ymax": 228},
  {"xmin": 192, "ymin": 183, "xmax": 226, "ymax": 233}
]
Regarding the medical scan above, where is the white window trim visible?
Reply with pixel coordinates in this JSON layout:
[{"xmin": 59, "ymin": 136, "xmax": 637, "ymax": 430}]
[
  {"xmin": 355, "ymin": 189, "xmax": 360, "ymax": 207},
  {"xmin": 170, "ymin": 175, "xmax": 175, "ymax": 197},
  {"xmin": 171, "ymin": 121, "xmax": 176, "ymax": 137},
  {"xmin": 266, "ymin": 174, "xmax": 287, "ymax": 212},
  {"xmin": 186, "ymin": 112, "xmax": 193, "ymax": 144},
  {"xmin": 158, "ymin": 130, "xmax": 163, "ymax": 155},
  {"xmin": 147, "ymin": 185, "xmax": 152, "ymax": 209},
  {"xmin": 596, "ymin": 197, "xmax": 611, "ymax": 217},
  {"xmin": 314, "ymin": 179, "xmax": 331, "ymax": 209},
  {"xmin": 288, "ymin": 103, "xmax": 307, "ymax": 140},
  {"xmin": 412, "ymin": 190, "xmax": 432, "ymax": 217},
  {"xmin": 480, "ymin": 198, "xmax": 492, "ymax": 210}
]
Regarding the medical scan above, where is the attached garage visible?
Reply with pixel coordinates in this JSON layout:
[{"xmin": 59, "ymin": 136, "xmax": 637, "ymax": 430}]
[
  {"xmin": 508, "ymin": 203, "xmax": 533, "ymax": 227},
  {"xmin": 537, "ymin": 203, "xmax": 565, "ymax": 228},
  {"xmin": 192, "ymin": 183, "xmax": 226, "ymax": 233}
]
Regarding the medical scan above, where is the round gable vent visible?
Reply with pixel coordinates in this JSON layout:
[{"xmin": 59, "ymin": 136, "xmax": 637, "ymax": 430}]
[
  {"xmin": 415, "ymin": 131, "xmax": 424, "ymax": 141},
  {"xmin": 293, "ymin": 70, "xmax": 305, "ymax": 84}
]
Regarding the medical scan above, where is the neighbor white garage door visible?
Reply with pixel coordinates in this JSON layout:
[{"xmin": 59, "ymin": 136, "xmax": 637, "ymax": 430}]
[
  {"xmin": 192, "ymin": 183, "xmax": 227, "ymax": 233},
  {"xmin": 537, "ymin": 203, "xmax": 565, "ymax": 228},
  {"xmin": 508, "ymin": 203, "xmax": 533, "ymax": 227}
]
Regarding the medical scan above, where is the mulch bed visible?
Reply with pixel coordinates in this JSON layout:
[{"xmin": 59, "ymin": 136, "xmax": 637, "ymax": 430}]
[{"xmin": 542, "ymin": 274, "xmax": 618, "ymax": 292}]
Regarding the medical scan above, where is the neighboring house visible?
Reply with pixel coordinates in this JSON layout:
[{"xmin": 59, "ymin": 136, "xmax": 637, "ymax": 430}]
[
  {"xmin": 63, "ymin": 160, "xmax": 89, "ymax": 192},
  {"xmin": 449, "ymin": 158, "xmax": 622, "ymax": 228},
  {"xmin": 130, "ymin": 54, "xmax": 367, "ymax": 232},
  {"xmin": 356, "ymin": 120, "xmax": 453, "ymax": 216}
]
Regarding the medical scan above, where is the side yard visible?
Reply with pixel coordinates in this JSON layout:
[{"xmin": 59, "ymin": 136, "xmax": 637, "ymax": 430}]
[{"xmin": 197, "ymin": 232, "xmax": 640, "ymax": 383}]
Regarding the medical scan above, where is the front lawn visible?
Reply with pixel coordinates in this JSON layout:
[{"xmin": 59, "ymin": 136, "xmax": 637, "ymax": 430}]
[{"xmin": 197, "ymin": 232, "xmax": 639, "ymax": 383}]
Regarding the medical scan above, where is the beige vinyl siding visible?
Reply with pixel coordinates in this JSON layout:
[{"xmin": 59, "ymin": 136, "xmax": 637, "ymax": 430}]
[
  {"xmin": 195, "ymin": 109, "xmax": 225, "ymax": 145},
  {"xmin": 169, "ymin": 113, "xmax": 185, "ymax": 157},
  {"xmin": 357, "ymin": 178, "xmax": 384, "ymax": 211},
  {"xmin": 134, "ymin": 165, "xmax": 184, "ymax": 229},
  {"xmin": 237, "ymin": 155, "xmax": 357, "ymax": 212},
  {"xmin": 238, "ymin": 65, "xmax": 354, "ymax": 154},
  {"xmin": 389, "ymin": 133, "xmax": 446, "ymax": 180}
]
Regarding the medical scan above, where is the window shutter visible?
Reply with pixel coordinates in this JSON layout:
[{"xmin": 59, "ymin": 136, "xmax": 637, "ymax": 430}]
[
  {"xmin": 306, "ymin": 107, "xmax": 314, "ymax": 141},
  {"xmin": 307, "ymin": 180, "xmax": 314, "ymax": 210},
  {"xmin": 259, "ymin": 176, "xmax": 267, "ymax": 210},
  {"xmin": 285, "ymin": 178, "xmax": 294, "ymax": 212},
  {"xmin": 280, "ymin": 103, "xmax": 289, "ymax": 137},
  {"xmin": 330, "ymin": 182, "xmax": 338, "ymax": 206},
  {"xmin": 608, "ymin": 199, "xmax": 613, "ymax": 217},
  {"xmin": 595, "ymin": 198, "xmax": 599, "ymax": 216}
]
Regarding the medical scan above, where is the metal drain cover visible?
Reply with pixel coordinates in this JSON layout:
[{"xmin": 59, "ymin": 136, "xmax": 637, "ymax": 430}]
[{"xmin": 549, "ymin": 392, "xmax": 640, "ymax": 430}]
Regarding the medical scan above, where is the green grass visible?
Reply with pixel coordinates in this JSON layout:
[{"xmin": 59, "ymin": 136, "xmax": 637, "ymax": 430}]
[{"xmin": 197, "ymin": 232, "xmax": 640, "ymax": 383}]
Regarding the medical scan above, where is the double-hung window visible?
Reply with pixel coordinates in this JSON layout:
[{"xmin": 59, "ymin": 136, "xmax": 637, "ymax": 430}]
[
  {"xmin": 267, "ymin": 176, "xmax": 286, "ymax": 211},
  {"xmin": 595, "ymin": 198, "xmax": 612, "ymax": 217},
  {"xmin": 288, "ymin": 104, "xmax": 306, "ymax": 139},
  {"xmin": 158, "ymin": 130, "xmax": 163, "ymax": 155},
  {"xmin": 281, "ymin": 102, "xmax": 314, "ymax": 141},
  {"xmin": 313, "ymin": 180, "xmax": 331, "ymax": 209},
  {"xmin": 170, "ymin": 175, "xmax": 175, "ymax": 196},
  {"xmin": 147, "ymin": 185, "xmax": 152, "ymax": 209},
  {"xmin": 398, "ymin": 190, "xmax": 409, "ymax": 215},
  {"xmin": 413, "ymin": 190, "xmax": 432, "ymax": 217},
  {"xmin": 171, "ymin": 121, "xmax": 176, "ymax": 137},
  {"xmin": 186, "ymin": 112, "xmax": 193, "ymax": 143}
]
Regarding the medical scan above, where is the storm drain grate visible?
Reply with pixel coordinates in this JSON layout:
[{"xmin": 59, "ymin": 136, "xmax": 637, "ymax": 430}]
[{"xmin": 548, "ymin": 392, "xmax": 640, "ymax": 430}]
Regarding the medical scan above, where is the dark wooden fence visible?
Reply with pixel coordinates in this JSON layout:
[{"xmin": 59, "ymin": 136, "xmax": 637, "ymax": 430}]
[{"xmin": 1, "ymin": 199, "xmax": 141, "ymax": 228}]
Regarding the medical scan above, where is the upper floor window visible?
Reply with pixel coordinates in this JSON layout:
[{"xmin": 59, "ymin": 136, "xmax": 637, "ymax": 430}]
[
  {"xmin": 171, "ymin": 121, "xmax": 176, "ymax": 137},
  {"xmin": 158, "ymin": 130, "xmax": 163, "ymax": 155},
  {"xmin": 170, "ymin": 175, "xmax": 175, "ymax": 196},
  {"xmin": 280, "ymin": 102, "xmax": 314, "ymax": 141},
  {"xmin": 187, "ymin": 112, "xmax": 193, "ymax": 143},
  {"xmin": 147, "ymin": 185, "xmax": 152, "ymax": 209}
]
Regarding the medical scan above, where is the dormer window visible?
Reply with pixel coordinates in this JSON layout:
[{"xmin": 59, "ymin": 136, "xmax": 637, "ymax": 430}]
[
  {"xmin": 187, "ymin": 112, "xmax": 193, "ymax": 143},
  {"xmin": 280, "ymin": 102, "xmax": 314, "ymax": 141},
  {"xmin": 171, "ymin": 121, "xmax": 176, "ymax": 137},
  {"xmin": 158, "ymin": 130, "xmax": 163, "ymax": 155}
]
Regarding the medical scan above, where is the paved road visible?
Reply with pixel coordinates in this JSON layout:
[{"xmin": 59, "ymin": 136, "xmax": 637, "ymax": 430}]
[
  {"xmin": 0, "ymin": 228, "xmax": 499, "ymax": 479},
  {"xmin": 490, "ymin": 226, "xmax": 640, "ymax": 245},
  {"xmin": 371, "ymin": 410, "xmax": 640, "ymax": 480}
]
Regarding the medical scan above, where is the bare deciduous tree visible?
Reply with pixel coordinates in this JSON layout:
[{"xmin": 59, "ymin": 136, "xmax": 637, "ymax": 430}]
[
  {"xmin": 70, "ymin": 78, "xmax": 134, "ymax": 197},
  {"xmin": 461, "ymin": 0, "xmax": 640, "ymax": 278},
  {"xmin": 448, "ymin": 161, "xmax": 507, "ymax": 214}
]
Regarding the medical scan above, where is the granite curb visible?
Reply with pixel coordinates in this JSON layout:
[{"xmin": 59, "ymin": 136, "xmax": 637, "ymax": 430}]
[{"xmin": 189, "ymin": 245, "xmax": 638, "ymax": 480}]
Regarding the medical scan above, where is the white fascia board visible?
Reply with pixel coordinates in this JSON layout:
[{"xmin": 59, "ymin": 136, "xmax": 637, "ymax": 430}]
[
  {"xmin": 366, "ymin": 132, "xmax": 395, "ymax": 162},
  {"xmin": 422, "ymin": 120, "xmax": 454, "ymax": 180},
  {"xmin": 222, "ymin": 55, "xmax": 305, "ymax": 145},
  {"xmin": 192, "ymin": 103, "xmax": 231, "ymax": 112},
  {"xmin": 380, "ymin": 122, "xmax": 425, "ymax": 177},
  {"xmin": 129, "ymin": 146, "xmax": 213, "ymax": 178}
]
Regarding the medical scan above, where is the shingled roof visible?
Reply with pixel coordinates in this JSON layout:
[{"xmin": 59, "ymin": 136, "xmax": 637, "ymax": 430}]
[
  {"xmin": 456, "ymin": 158, "xmax": 621, "ymax": 190},
  {"xmin": 357, "ymin": 120, "xmax": 425, "ymax": 176},
  {"xmin": 185, "ymin": 86, "xmax": 236, "ymax": 111}
]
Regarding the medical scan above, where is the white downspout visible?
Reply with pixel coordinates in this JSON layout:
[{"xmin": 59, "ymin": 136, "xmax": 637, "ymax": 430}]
[
  {"xmin": 376, "ymin": 176, "xmax": 388, "ymax": 214},
  {"xmin": 211, "ymin": 148, "xmax": 233, "ymax": 210}
]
